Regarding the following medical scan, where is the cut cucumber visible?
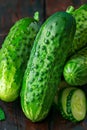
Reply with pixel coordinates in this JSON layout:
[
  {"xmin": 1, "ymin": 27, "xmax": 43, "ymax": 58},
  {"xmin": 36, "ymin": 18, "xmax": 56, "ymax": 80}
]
[
  {"xmin": 59, "ymin": 87, "xmax": 86, "ymax": 122},
  {"xmin": 61, "ymin": 87, "xmax": 76, "ymax": 119},
  {"xmin": 54, "ymin": 80, "xmax": 70, "ymax": 106},
  {"xmin": 71, "ymin": 89, "xmax": 86, "ymax": 121}
]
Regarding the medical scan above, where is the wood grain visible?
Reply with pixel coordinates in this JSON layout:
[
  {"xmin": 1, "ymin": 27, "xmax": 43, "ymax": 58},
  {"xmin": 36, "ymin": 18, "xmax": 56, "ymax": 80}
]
[
  {"xmin": 0, "ymin": 0, "xmax": 44, "ymax": 46},
  {"xmin": 46, "ymin": 0, "xmax": 87, "ymax": 17}
]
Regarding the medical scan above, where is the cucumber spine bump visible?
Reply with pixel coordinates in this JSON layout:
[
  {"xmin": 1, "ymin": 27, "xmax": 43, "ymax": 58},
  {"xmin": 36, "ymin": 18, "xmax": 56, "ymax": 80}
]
[{"xmin": 20, "ymin": 11, "xmax": 76, "ymax": 122}]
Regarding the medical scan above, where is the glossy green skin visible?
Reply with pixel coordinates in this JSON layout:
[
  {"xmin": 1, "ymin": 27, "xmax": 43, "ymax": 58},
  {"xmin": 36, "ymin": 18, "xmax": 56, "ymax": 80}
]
[
  {"xmin": 20, "ymin": 12, "xmax": 76, "ymax": 122},
  {"xmin": 63, "ymin": 47, "xmax": 87, "ymax": 86},
  {"xmin": 0, "ymin": 17, "xmax": 39, "ymax": 102},
  {"xmin": 67, "ymin": 4, "xmax": 87, "ymax": 56}
]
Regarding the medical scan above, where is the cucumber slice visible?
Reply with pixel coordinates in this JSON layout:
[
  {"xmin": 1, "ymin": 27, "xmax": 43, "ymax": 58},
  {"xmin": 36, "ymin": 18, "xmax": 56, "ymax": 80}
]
[
  {"xmin": 71, "ymin": 89, "xmax": 86, "ymax": 121},
  {"xmin": 59, "ymin": 87, "xmax": 87, "ymax": 122},
  {"xmin": 61, "ymin": 87, "xmax": 76, "ymax": 117}
]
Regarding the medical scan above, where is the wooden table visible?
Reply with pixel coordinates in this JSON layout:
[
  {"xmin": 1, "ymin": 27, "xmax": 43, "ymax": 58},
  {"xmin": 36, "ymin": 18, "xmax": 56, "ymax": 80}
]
[{"xmin": 0, "ymin": 0, "xmax": 87, "ymax": 130}]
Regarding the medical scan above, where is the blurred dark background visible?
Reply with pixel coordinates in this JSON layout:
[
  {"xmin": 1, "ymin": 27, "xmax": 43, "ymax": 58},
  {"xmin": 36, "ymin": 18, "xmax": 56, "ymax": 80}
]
[{"xmin": 0, "ymin": 0, "xmax": 87, "ymax": 46}]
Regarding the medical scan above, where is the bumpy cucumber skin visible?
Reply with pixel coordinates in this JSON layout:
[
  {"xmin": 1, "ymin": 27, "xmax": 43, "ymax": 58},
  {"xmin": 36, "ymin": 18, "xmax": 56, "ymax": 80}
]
[
  {"xmin": 63, "ymin": 47, "xmax": 87, "ymax": 86},
  {"xmin": 0, "ymin": 17, "xmax": 39, "ymax": 102},
  {"xmin": 67, "ymin": 4, "xmax": 87, "ymax": 56},
  {"xmin": 20, "ymin": 12, "xmax": 76, "ymax": 122}
]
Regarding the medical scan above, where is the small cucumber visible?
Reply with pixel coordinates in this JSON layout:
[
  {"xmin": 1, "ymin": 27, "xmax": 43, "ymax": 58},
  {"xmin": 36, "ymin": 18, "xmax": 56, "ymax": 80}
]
[
  {"xmin": 0, "ymin": 13, "xmax": 39, "ymax": 102},
  {"xmin": 63, "ymin": 47, "xmax": 87, "ymax": 86},
  {"xmin": 59, "ymin": 87, "xmax": 76, "ymax": 120},
  {"xmin": 54, "ymin": 80, "xmax": 70, "ymax": 106},
  {"xmin": 66, "ymin": 4, "xmax": 87, "ymax": 56},
  {"xmin": 58, "ymin": 87, "xmax": 86, "ymax": 122},
  {"xmin": 20, "ymin": 11, "xmax": 76, "ymax": 122}
]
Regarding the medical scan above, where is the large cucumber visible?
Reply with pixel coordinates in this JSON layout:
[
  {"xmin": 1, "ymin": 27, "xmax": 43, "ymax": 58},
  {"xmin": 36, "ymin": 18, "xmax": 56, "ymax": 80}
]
[
  {"xmin": 63, "ymin": 47, "xmax": 87, "ymax": 86},
  {"xmin": 0, "ymin": 13, "xmax": 39, "ymax": 102},
  {"xmin": 20, "ymin": 11, "xmax": 76, "ymax": 122},
  {"xmin": 66, "ymin": 4, "xmax": 87, "ymax": 56}
]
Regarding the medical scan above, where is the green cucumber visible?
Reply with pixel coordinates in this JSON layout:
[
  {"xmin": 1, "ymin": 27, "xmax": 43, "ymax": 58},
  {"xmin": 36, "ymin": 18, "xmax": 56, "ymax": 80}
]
[
  {"xmin": 20, "ymin": 11, "xmax": 76, "ymax": 122},
  {"xmin": 0, "ymin": 13, "xmax": 39, "ymax": 102},
  {"xmin": 59, "ymin": 87, "xmax": 86, "ymax": 122},
  {"xmin": 70, "ymin": 89, "xmax": 86, "ymax": 122},
  {"xmin": 63, "ymin": 47, "xmax": 87, "ymax": 86},
  {"xmin": 66, "ymin": 4, "xmax": 87, "ymax": 56},
  {"xmin": 59, "ymin": 87, "xmax": 76, "ymax": 120},
  {"xmin": 54, "ymin": 80, "xmax": 70, "ymax": 106}
]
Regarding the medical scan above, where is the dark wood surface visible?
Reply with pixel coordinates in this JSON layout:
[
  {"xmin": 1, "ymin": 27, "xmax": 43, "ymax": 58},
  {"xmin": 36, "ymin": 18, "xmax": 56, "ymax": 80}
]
[{"xmin": 0, "ymin": 0, "xmax": 87, "ymax": 130}]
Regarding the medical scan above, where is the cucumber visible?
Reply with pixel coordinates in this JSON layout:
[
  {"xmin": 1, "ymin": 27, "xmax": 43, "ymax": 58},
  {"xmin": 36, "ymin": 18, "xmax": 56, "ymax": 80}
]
[
  {"xmin": 63, "ymin": 47, "xmax": 87, "ymax": 86},
  {"xmin": 20, "ymin": 11, "xmax": 76, "ymax": 122},
  {"xmin": 59, "ymin": 87, "xmax": 76, "ymax": 120},
  {"xmin": 54, "ymin": 80, "xmax": 70, "ymax": 106},
  {"xmin": 59, "ymin": 87, "xmax": 86, "ymax": 122},
  {"xmin": 66, "ymin": 4, "xmax": 87, "ymax": 56},
  {"xmin": 0, "ymin": 13, "xmax": 39, "ymax": 102}
]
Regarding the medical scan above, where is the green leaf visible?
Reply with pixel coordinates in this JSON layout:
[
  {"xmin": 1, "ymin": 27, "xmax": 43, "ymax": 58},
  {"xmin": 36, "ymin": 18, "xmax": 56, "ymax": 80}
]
[{"xmin": 0, "ymin": 107, "xmax": 5, "ymax": 121}]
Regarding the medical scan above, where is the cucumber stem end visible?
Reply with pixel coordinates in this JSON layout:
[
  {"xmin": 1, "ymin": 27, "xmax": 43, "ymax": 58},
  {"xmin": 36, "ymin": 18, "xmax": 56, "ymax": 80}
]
[
  {"xmin": 66, "ymin": 6, "xmax": 75, "ymax": 14},
  {"xmin": 34, "ymin": 11, "xmax": 40, "ymax": 22}
]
